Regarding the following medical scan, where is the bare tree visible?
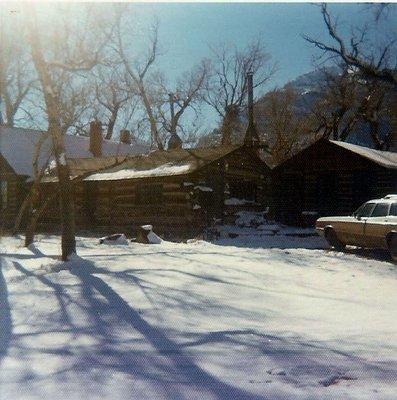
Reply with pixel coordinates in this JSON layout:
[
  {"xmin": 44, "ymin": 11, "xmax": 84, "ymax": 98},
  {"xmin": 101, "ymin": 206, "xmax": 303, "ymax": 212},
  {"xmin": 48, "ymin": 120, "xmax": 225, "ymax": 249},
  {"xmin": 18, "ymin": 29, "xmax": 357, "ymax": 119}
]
[
  {"xmin": 311, "ymin": 67, "xmax": 395, "ymax": 149},
  {"xmin": 0, "ymin": 7, "xmax": 36, "ymax": 126},
  {"xmin": 92, "ymin": 65, "xmax": 137, "ymax": 140},
  {"xmin": 256, "ymin": 86, "xmax": 313, "ymax": 165},
  {"xmin": 114, "ymin": 14, "xmax": 164, "ymax": 150},
  {"xmin": 155, "ymin": 60, "xmax": 210, "ymax": 146},
  {"xmin": 303, "ymin": 3, "xmax": 397, "ymax": 86},
  {"xmin": 311, "ymin": 68, "xmax": 360, "ymax": 141},
  {"xmin": 24, "ymin": 4, "xmax": 109, "ymax": 260},
  {"xmin": 204, "ymin": 40, "xmax": 276, "ymax": 118},
  {"xmin": 355, "ymin": 81, "xmax": 395, "ymax": 150}
]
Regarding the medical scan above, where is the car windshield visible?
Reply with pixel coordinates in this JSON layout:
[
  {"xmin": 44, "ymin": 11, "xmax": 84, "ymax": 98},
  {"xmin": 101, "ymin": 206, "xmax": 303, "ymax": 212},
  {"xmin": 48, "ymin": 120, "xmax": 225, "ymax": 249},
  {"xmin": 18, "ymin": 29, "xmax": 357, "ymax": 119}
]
[{"xmin": 354, "ymin": 202, "xmax": 376, "ymax": 218}]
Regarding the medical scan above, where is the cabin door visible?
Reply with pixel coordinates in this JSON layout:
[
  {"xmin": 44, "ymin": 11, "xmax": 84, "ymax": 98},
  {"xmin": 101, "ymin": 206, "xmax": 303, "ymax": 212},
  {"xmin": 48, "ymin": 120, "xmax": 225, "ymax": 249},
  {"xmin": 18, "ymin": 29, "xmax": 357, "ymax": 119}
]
[
  {"xmin": 352, "ymin": 170, "xmax": 375, "ymax": 210},
  {"xmin": 280, "ymin": 173, "xmax": 303, "ymax": 225},
  {"xmin": 83, "ymin": 182, "xmax": 98, "ymax": 227},
  {"xmin": 316, "ymin": 172, "xmax": 337, "ymax": 216}
]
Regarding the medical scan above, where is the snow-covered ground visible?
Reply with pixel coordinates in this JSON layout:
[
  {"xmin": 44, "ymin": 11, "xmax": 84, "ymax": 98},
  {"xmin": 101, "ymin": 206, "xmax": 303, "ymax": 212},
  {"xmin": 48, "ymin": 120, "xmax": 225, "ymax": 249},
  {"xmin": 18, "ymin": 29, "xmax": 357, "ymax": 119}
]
[{"xmin": 0, "ymin": 231, "xmax": 396, "ymax": 400}]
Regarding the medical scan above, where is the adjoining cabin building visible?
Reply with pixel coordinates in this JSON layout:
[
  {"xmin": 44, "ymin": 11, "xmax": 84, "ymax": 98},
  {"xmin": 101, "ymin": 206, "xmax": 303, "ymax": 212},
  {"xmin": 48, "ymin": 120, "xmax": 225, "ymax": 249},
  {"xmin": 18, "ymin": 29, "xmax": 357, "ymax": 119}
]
[
  {"xmin": 273, "ymin": 138, "xmax": 397, "ymax": 226},
  {"xmin": 0, "ymin": 124, "xmax": 148, "ymax": 230}
]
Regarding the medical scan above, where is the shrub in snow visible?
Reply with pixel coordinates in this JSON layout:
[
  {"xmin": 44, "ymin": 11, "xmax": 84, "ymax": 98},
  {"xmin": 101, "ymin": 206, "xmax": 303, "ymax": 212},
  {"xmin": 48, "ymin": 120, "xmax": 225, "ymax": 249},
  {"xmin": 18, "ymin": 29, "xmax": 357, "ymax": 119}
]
[
  {"xmin": 99, "ymin": 234, "xmax": 129, "ymax": 245},
  {"xmin": 235, "ymin": 211, "xmax": 267, "ymax": 227},
  {"xmin": 136, "ymin": 225, "xmax": 162, "ymax": 244}
]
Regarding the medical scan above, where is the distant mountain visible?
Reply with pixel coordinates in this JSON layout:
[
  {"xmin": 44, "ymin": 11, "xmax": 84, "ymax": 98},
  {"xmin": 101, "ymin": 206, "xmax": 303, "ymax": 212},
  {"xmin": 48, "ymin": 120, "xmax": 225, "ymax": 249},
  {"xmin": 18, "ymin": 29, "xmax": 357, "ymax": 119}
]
[
  {"xmin": 278, "ymin": 67, "xmax": 394, "ymax": 149},
  {"xmin": 282, "ymin": 68, "xmax": 336, "ymax": 115}
]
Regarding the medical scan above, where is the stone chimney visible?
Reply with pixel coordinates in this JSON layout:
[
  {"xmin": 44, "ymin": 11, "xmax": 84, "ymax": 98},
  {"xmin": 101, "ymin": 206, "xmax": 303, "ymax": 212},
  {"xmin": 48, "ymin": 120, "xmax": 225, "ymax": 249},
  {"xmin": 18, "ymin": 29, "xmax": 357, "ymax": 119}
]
[
  {"xmin": 244, "ymin": 72, "xmax": 260, "ymax": 148},
  {"xmin": 120, "ymin": 129, "xmax": 132, "ymax": 145},
  {"xmin": 167, "ymin": 133, "xmax": 183, "ymax": 150},
  {"xmin": 89, "ymin": 120, "xmax": 103, "ymax": 157},
  {"xmin": 221, "ymin": 104, "xmax": 239, "ymax": 146}
]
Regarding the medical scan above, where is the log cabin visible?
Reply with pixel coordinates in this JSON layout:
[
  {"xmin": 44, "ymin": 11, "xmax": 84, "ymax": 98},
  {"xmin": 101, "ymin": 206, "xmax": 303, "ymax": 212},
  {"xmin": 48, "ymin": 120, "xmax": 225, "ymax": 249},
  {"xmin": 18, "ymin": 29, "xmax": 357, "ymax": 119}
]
[
  {"xmin": 0, "ymin": 124, "xmax": 148, "ymax": 231},
  {"xmin": 273, "ymin": 137, "xmax": 397, "ymax": 226},
  {"xmin": 40, "ymin": 144, "xmax": 272, "ymax": 239}
]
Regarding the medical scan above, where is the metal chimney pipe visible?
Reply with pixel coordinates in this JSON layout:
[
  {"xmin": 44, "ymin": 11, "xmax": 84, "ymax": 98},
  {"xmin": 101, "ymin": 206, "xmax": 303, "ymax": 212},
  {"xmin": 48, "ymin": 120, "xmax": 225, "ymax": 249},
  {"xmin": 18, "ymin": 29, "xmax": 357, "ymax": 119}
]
[
  {"xmin": 247, "ymin": 71, "xmax": 254, "ymax": 128},
  {"xmin": 244, "ymin": 72, "xmax": 260, "ymax": 148},
  {"xmin": 169, "ymin": 93, "xmax": 175, "ymax": 132}
]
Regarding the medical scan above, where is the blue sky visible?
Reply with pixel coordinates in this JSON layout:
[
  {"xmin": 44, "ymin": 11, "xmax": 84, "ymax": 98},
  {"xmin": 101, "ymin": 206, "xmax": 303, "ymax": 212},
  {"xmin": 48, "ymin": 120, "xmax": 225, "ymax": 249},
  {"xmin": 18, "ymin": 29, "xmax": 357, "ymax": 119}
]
[{"xmin": 129, "ymin": 3, "xmax": 394, "ymax": 89}]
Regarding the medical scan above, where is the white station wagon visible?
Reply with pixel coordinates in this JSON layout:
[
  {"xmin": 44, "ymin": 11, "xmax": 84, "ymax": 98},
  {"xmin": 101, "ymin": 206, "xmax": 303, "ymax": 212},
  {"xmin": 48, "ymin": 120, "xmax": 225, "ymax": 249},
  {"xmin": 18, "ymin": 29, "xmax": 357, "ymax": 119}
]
[{"xmin": 316, "ymin": 195, "xmax": 397, "ymax": 261}]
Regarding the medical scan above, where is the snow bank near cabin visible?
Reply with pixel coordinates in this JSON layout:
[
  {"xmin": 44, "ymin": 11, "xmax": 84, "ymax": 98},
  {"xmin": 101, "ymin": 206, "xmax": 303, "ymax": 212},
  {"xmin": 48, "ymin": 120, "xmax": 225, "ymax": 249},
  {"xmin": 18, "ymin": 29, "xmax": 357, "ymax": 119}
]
[
  {"xmin": 224, "ymin": 198, "xmax": 259, "ymax": 206},
  {"xmin": 235, "ymin": 210, "xmax": 267, "ymax": 227},
  {"xmin": 0, "ymin": 235, "xmax": 396, "ymax": 400},
  {"xmin": 99, "ymin": 233, "xmax": 129, "ymax": 245}
]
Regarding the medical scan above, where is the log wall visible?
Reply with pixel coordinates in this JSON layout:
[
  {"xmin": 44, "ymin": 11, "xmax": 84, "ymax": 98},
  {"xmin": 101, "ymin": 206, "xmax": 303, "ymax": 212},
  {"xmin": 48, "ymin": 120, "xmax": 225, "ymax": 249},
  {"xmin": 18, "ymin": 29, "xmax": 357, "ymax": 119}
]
[
  {"xmin": 0, "ymin": 157, "xmax": 27, "ymax": 232},
  {"xmin": 40, "ymin": 175, "xmax": 206, "ymax": 239}
]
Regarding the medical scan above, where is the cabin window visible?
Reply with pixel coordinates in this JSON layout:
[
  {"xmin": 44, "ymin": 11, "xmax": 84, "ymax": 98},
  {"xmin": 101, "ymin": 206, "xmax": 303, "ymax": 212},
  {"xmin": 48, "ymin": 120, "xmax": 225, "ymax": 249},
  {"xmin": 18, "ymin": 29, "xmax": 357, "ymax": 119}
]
[
  {"xmin": 136, "ymin": 184, "xmax": 163, "ymax": 205},
  {"xmin": 229, "ymin": 181, "xmax": 257, "ymax": 202},
  {"xmin": 83, "ymin": 182, "xmax": 98, "ymax": 224},
  {"xmin": 316, "ymin": 172, "xmax": 337, "ymax": 216},
  {"xmin": 0, "ymin": 181, "xmax": 8, "ymax": 210}
]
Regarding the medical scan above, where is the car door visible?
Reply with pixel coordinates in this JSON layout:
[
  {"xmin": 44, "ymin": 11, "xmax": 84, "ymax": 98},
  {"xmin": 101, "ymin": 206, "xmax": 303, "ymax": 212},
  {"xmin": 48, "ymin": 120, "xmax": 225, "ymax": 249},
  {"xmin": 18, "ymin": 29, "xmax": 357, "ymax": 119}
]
[
  {"xmin": 382, "ymin": 202, "xmax": 397, "ymax": 248},
  {"xmin": 345, "ymin": 202, "xmax": 376, "ymax": 246},
  {"xmin": 364, "ymin": 202, "xmax": 390, "ymax": 249}
]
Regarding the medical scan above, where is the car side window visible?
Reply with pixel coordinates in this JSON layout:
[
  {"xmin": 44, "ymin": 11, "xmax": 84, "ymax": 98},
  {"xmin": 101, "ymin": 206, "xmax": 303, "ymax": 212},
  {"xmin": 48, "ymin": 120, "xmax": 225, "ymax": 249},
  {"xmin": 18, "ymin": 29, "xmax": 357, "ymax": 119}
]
[
  {"xmin": 389, "ymin": 203, "xmax": 397, "ymax": 216},
  {"xmin": 370, "ymin": 203, "xmax": 390, "ymax": 217},
  {"xmin": 355, "ymin": 202, "xmax": 375, "ymax": 218}
]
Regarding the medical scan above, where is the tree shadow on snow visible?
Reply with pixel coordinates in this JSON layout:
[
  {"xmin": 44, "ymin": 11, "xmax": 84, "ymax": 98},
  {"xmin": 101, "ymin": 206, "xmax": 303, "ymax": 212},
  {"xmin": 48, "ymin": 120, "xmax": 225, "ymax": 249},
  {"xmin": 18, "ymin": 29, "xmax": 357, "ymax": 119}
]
[
  {"xmin": 68, "ymin": 261, "xmax": 265, "ymax": 400},
  {"xmin": 10, "ymin": 253, "xmax": 265, "ymax": 399}
]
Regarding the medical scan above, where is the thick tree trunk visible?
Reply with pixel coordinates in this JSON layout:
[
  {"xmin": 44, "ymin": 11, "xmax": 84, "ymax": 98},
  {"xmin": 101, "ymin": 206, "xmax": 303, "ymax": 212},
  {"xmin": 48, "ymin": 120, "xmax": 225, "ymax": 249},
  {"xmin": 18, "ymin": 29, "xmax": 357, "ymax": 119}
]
[
  {"xmin": 23, "ymin": 184, "xmax": 40, "ymax": 245},
  {"xmin": 27, "ymin": 12, "xmax": 76, "ymax": 261},
  {"xmin": 57, "ymin": 158, "xmax": 76, "ymax": 260},
  {"xmin": 24, "ymin": 213, "xmax": 36, "ymax": 247},
  {"xmin": 24, "ymin": 193, "xmax": 56, "ymax": 247},
  {"xmin": 139, "ymin": 82, "xmax": 163, "ymax": 150},
  {"xmin": 49, "ymin": 126, "xmax": 76, "ymax": 260},
  {"xmin": 105, "ymin": 109, "xmax": 118, "ymax": 140},
  {"xmin": 13, "ymin": 192, "xmax": 31, "ymax": 235},
  {"xmin": 369, "ymin": 120, "xmax": 383, "ymax": 150}
]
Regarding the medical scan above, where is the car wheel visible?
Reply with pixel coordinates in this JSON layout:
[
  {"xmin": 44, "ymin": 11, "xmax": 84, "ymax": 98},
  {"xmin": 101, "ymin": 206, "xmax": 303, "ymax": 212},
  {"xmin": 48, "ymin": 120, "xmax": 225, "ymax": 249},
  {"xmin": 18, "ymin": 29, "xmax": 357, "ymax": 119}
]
[
  {"xmin": 325, "ymin": 228, "xmax": 345, "ymax": 251},
  {"xmin": 388, "ymin": 234, "xmax": 397, "ymax": 262}
]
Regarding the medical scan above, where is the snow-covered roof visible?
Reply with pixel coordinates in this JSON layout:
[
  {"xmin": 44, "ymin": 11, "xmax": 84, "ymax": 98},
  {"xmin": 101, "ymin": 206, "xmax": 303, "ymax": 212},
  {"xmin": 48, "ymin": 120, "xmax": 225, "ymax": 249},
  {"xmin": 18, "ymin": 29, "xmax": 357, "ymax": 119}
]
[
  {"xmin": 84, "ymin": 145, "xmax": 240, "ymax": 182},
  {"xmin": 85, "ymin": 163, "xmax": 192, "ymax": 181},
  {"xmin": 329, "ymin": 140, "xmax": 397, "ymax": 169},
  {"xmin": 0, "ymin": 126, "xmax": 148, "ymax": 178}
]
